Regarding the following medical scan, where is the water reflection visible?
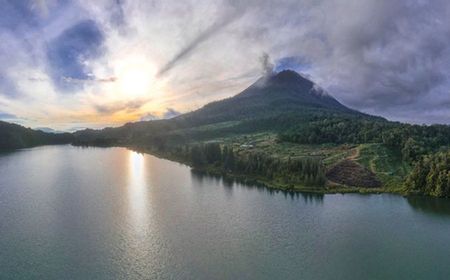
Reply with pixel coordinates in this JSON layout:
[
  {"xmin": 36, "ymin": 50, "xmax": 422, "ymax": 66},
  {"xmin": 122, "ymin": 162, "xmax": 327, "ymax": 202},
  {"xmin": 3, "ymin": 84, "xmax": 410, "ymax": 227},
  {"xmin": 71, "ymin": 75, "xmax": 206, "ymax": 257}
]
[
  {"xmin": 283, "ymin": 191, "xmax": 324, "ymax": 204},
  {"xmin": 191, "ymin": 170, "xmax": 324, "ymax": 203},
  {"xmin": 407, "ymin": 196, "xmax": 450, "ymax": 217},
  {"xmin": 127, "ymin": 151, "xmax": 149, "ymax": 229},
  {"xmin": 191, "ymin": 170, "xmax": 271, "ymax": 194},
  {"xmin": 3, "ymin": 146, "xmax": 450, "ymax": 279}
]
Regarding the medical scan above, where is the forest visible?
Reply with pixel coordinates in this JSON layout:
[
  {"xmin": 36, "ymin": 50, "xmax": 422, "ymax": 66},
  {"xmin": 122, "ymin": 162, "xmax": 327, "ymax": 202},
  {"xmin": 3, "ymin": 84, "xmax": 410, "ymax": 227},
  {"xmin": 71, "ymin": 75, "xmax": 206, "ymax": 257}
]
[
  {"xmin": 405, "ymin": 150, "xmax": 450, "ymax": 197},
  {"xmin": 174, "ymin": 143, "xmax": 327, "ymax": 188},
  {"xmin": 279, "ymin": 117, "xmax": 450, "ymax": 162}
]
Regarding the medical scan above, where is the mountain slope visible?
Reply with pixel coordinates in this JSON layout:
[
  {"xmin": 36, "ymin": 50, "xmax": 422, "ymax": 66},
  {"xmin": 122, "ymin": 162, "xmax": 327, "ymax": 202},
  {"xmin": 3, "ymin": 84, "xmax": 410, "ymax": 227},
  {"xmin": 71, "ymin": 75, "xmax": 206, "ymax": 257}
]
[
  {"xmin": 175, "ymin": 70, "xmax": 365, "ymax": 126},
  {"xmin": 0, "ymin": 121, "xmax": 72, "ymax": 150},
  {"xmin": 73, "ymin": 70, "xmax": 378, "ymax": 146}
]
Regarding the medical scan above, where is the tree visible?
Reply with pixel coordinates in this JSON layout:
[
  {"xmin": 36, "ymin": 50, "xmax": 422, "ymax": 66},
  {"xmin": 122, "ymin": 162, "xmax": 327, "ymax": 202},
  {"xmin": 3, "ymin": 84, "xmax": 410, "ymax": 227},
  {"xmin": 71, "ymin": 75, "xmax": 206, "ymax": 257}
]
[
  {"xmin": 405, "ymin": 150, "xmax": 450, "ymax": 197},
  {"xmin": 205, "ymin": 143, "xmax": 222, "ymax": 164},
  {"xmin": 190, "ymin": 145, "xmax": 206, "ymax": 167},
  {"xmin": 223, "ymin": 146, "xmax": 235, "ymax": 171}
]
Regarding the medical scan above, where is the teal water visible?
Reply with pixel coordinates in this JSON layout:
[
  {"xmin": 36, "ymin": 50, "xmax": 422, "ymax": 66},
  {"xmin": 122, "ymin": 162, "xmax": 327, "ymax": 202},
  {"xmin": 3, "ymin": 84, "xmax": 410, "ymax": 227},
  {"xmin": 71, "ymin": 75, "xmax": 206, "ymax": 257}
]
[{"xmin": 1, "ymin": 145, "xmax": 450, "ymax": 279}]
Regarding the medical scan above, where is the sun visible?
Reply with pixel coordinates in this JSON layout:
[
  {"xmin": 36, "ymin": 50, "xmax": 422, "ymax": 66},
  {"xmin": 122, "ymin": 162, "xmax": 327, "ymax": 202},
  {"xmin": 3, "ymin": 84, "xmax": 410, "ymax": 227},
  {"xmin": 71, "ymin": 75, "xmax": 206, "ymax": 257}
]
[
  {"xmin": 120, "ymin": 68, "xmax": 152, "ymax": 97},
  {"xmin": 115, "ymin": 55, "xmax": 156, "ymax": 98}
]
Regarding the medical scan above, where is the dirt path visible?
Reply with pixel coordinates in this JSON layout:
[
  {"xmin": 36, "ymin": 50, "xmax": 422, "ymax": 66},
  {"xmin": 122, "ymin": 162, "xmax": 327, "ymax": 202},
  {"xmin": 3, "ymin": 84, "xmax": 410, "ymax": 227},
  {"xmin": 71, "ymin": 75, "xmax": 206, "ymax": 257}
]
[
  {"xmin": 347, "ymin": 145, "xmax": 377, "ymax": 174},
  {"xmin": 347, "ymin": 146, "xmax": 360, "ymax": 161}
]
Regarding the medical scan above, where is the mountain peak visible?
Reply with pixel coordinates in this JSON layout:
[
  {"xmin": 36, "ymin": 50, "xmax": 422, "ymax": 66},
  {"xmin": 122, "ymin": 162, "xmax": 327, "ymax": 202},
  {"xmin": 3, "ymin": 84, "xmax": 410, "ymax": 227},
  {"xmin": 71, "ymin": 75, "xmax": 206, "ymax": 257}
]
[
  {"xmin": 269, "ymin": 70, "xmax": 314, "ymax": 88},
  {"xmin": 273, "ymin": 69, "xmax": 305, "ymax": 80},
  {"xmin": 232, "ymin": 69, "xmax": 355, "ymax": 114}
]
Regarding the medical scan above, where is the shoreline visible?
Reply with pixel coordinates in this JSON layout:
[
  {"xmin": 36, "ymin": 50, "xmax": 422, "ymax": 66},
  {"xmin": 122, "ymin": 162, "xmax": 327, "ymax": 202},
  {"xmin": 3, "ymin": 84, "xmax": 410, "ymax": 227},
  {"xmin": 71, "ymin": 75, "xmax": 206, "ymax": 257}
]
[
  {"xmin": 128, "ymin": 145, "xmax": 408, "ymax": 196},
  {"xmin": 0, "ymin": 143, "xmax": 420, "ymax": 197}
]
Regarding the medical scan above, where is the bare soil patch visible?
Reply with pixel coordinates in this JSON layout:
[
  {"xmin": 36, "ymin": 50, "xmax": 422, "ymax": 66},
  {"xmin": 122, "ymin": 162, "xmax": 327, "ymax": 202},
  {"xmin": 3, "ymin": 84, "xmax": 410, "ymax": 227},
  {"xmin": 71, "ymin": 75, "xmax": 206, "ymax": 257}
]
[{"xmin": 326, "ymin": 159, "xmax": 381, "ymax": 188}]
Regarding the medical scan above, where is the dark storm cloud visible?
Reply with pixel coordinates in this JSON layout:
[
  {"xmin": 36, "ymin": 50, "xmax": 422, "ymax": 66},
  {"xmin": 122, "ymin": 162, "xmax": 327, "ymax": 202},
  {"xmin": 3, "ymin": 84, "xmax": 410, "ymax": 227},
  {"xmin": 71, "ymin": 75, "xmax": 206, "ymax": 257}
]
[
  {"xmin": 46, "ymin": 20, "xmax": 105, "ymax": 91},
  {"xmin": 307, "ymin": 0, "xmax": 450, "ymax": 122}
]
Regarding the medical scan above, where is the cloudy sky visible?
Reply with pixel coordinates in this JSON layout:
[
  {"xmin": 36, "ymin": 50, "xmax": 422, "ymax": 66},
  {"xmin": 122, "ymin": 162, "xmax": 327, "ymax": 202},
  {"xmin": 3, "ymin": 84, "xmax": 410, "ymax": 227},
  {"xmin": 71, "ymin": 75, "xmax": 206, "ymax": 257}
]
[{"xmin": 0, "ymin": 0, "xmax": 449, "ymax": 130}]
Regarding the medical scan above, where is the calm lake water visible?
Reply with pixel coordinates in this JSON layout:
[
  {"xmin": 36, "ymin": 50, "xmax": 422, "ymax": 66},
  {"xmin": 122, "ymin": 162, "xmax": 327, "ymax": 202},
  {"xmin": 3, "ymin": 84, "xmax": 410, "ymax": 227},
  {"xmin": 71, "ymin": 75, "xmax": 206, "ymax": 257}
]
[{"xmin": 1, "ymin": 145, "xmax": 450, "ymax": 279}]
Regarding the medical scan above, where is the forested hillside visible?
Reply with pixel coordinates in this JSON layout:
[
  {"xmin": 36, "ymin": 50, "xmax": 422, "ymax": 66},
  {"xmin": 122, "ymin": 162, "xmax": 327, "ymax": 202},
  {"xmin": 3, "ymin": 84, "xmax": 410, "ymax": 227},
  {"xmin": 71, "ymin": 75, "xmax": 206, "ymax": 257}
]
[{"xmin": 0, "ymin": 121, "xmax": 72, "ymax": 150}]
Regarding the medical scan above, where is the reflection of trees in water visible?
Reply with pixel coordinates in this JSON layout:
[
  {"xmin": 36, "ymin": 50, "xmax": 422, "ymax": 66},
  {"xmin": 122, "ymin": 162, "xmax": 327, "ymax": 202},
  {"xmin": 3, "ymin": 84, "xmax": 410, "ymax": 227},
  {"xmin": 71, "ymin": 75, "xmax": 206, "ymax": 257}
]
[
  {"xmin": 407, "ymin": 196, "xmax": 450, "ymax": 217},
  {"xmin": 191, "ymin": 170, "xmax": 221, "ymax": 185},
  {"xmin": 301, "ymin": 192, "xmax": 324, "ymax": 204},
  {"xmin": 191, "ymin": 169, "xmax": 270, "ymax": 193},
  {"xmin": 281, "ymin": 191, "xmax": 324, "ymax": 204},
  {"xmin": 190, "ymin": 169, "xmax": 324, "ymax": 203}
]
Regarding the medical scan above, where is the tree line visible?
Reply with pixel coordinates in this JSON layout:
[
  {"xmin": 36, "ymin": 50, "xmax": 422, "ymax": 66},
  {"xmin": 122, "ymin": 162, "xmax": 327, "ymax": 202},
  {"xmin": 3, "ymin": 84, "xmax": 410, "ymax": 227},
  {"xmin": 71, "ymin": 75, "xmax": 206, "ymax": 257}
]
[
  {"xmin": 187, "ymin": 143, "xmax": 326, "ymax": 188},
  {"xmin": 0, "ymin": 121, "xmax": 72, "ymax": 150}
]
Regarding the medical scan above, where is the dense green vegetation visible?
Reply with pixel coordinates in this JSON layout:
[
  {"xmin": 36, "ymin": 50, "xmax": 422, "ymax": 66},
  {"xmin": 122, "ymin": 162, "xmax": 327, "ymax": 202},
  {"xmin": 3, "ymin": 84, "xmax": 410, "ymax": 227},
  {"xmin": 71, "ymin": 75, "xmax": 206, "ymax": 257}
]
[
  {"xmin": 185, "ymin": 143, "xmax": 326, "ymax": 188},
  {"xmin": 279, "ymin": 117, "xmax": 450, "ymax": 196},
  {"xmin": 0, "ymin": 121, "xmax": 72, "ymax": 150},
  {"xmin": 405, "ymin": 150, "xmax": 450, "ymax": 197},
  {"xmin": 279, "ymin": 116, "xmax": 450, "ymax": 162}
]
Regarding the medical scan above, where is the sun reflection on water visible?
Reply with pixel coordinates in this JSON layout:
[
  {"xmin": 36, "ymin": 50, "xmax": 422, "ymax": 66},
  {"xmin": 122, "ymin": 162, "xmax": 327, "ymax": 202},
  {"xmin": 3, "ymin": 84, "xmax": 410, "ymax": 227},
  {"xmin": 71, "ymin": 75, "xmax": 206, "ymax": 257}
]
[{"xmin": 127, "ymin": 151, "xmax": 149, "ymax": 230}]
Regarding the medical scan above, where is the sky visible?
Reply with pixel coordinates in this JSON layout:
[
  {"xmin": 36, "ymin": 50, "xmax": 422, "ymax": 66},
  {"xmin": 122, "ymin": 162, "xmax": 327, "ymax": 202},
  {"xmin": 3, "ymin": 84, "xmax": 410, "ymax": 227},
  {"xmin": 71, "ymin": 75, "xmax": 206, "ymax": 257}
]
[{"xmin": 0, "ymin": 0, "xmax": 449, "ymax": 131}]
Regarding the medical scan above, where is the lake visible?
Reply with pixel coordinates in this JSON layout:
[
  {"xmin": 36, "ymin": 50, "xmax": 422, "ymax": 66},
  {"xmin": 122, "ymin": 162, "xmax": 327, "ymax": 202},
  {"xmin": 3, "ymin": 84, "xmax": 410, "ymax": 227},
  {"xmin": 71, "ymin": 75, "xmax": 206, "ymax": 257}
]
[{"xmin": 1, "ymin": 145, "xmax": 450, "ymax": 279}]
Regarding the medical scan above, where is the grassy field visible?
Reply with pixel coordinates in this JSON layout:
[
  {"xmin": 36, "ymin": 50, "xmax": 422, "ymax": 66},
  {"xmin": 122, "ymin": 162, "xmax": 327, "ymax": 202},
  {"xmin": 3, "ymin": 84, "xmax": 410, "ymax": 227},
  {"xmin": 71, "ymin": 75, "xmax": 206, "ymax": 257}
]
[{"xmin": 356, "ymin": 143, "xmax": 411, "ymax": 191}]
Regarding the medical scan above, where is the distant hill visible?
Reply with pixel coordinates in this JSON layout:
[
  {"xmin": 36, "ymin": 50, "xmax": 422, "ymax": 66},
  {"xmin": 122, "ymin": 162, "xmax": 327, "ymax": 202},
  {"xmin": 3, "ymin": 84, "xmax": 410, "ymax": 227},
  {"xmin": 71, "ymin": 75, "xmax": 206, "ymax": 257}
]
[
  {"xmin": 36, "ymin": 127, "xmax": 65, "ymax": 134},
  {"xmin": 0, "ymin": 121, "xmax": 72, "ymax": 150}
]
